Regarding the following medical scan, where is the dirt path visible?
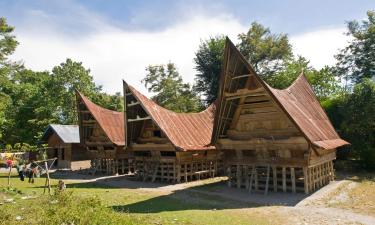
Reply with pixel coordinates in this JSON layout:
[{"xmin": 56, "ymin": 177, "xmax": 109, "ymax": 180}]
[{"xmin": 56, "ymin": 172, "xmax": 375, "ymax": 225}]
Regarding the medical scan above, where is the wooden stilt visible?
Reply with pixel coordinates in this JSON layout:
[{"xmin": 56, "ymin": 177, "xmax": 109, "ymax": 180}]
[
  {"xmin": 245, "ymin": 166, "xmax": 249, "ymax": 190},
  {"xmin": 254, "ymin": 167, "xmax": 258, "ymax": 191},
  {"xmin": 303, "ymin": 167, "xmax": 309, "ymax": 194},
  {"xmin": 236, "ymin": 165, "xmax": 241, "ymax": 188},
  {"xmin": 273, "ymin": 166, "xmax": 277, "ymax": 192},
  {"xmin": 264, "ymin": 165, "xmax": 270, "ymax": 195},
  {"xmin": 291, "ymin": 167, "xmax": 296, "ymax": 193},
  {"xmin": 249, "ymin": 166, "xmax": 255, "ymax": 193},
  {"xmin": 282, "ymin": 167, "xmax": 286, "ymax": 192}
]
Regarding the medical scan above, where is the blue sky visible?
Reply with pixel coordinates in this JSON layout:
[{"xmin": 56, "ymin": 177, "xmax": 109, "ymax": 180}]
[{"xmin": 1, "ymin": 0, "xmax": 374, "ymax": 94}]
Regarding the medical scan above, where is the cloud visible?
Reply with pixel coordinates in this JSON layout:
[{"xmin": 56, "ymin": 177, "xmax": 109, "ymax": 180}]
[
  {"xmin": 11, "ymin": 11, "xmax": 246, "ymax": 95},
  {"xmin": 10, "ymin": 3, "xmax": 351, "ymax": 96},
  {"xmin": 290, "ymin": 27, "xmax": 351, "ymax": 69}
]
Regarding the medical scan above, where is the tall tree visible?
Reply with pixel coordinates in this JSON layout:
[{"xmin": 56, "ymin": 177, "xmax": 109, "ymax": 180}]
[
  {"xmin": 237, "ymin": 22, "xmax": 293, "ymax": 81},
  {"xmin": 143, "ymin": 63, "xmax": 203, "ymax": 112},
  {"xmin": 269, "ymin": 56, "xmax": 341, "ymax": 100},
  {"xmin": 335, "ymin": 10, "xmax": 375, "ymax": 85},
  {"xmin": 194, "ymin": 36, "xmax": 226, "ymax": 105},
  {"xmin": 50, "ymin": 58, "xmax": 102, "ymax": 124},
  {"xmin": 0, "ymin": 17, "xmax": 18, "ymax": 63}
]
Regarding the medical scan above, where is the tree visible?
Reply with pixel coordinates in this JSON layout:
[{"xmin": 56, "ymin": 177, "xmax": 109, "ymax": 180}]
[
  {"xmin": 194, "ymin": 36, "xmax": 226, "ymax": 105},
  {"xmin": 50, "ymin": 59, "xmax": 102, "ymax": 124},
  {"xmin": 269, "ymin": 56, "xmax": 341, "ymax": 100},
  {"xmin": 237, "ymin": 22, "xmax": 293, "ymax": 81},
  {"xmin": 335, "ymin": 10, "xmax": 375, "ymax": 85},
  {"xmin": 0, "ymin": 17, "xmax": 18, "ymax": 63},
  {"xmin": 143, "ymin": 63, "xmax": 203, "ymax": 112},
  {"xmin": 340, "ymin": 79, "xmax": 375, "ymax": 169}
]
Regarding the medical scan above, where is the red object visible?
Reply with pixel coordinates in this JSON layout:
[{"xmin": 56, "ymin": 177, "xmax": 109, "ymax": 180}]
[{"xmin": 6, "ymin": 159, "xmax": 13, "ymax": 167}]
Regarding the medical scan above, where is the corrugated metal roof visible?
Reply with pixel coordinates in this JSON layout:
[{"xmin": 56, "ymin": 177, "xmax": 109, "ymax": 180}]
[
  {"xmin": 212, "ymin": 37, "xmax": 349, "ymax": 150},
  {"xmin": 41, "ymin": 124, "xmax": 80, "ymax": 143},
  {"xmin": 126, "ymin": 84, "xmax": 216, "ymax": 151},
  {"xmin": 77, "ymin": 92, "xmax": 125, "ymax": 146},
  {"xmin": 266, "ymin": 75, "xmax": 350, "ymax": 149}
]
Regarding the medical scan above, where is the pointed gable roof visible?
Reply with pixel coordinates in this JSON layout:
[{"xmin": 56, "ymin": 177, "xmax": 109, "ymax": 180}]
[
  {"xmin": 211, "ymin": 37, "xmax": 349, "ymax": 150},
  {"xmin": 76, "ymin": 91, "xmax": 125, "ymax": 146},
  {"xmin": 124, "ymin": 81, "xmax": 216, "ymax": 151}
]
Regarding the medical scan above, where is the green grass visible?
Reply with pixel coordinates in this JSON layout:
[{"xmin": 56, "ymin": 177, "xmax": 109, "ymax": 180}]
[{"xmin": 0, "ymin": 173, "xmax": 280, "ymax": 225}]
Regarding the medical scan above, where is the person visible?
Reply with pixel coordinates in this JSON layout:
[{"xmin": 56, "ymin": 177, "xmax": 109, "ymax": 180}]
[
  {"xmin": 28, "ymin": 161, "xmax": 37, "ymax": 183},
  {"xmin": 16, "ymin": 163, "xmax": 25, "ymax": 181}
]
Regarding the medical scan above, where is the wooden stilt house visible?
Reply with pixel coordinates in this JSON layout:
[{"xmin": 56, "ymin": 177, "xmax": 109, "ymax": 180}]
[
  {"xmin": 123, "ymin": 82, "xmax": 221, "ymax": 183},
  {"xmin": 211, "ymin": 38, "xmax": 349, "ymax": 194},
  {"xmin": 76, "ymin": 91, "xmax": 131, "ymax": 174}
]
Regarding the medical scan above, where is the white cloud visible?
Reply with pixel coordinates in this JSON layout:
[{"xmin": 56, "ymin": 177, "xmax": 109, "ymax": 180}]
[
  {"xmin": 290, "ymin": 27, "xmax": 351, "ymax": 69},
  {"xmin": 11, "ymin": 11, "xmax": 246, "ymax": 95},
  {"xmin": 10, "ymin": 4, "xmax": 352, "ymax": 96}
]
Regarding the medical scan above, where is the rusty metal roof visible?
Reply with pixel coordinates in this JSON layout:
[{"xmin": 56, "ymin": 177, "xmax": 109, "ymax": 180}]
[
  {"xmin": 211, "ymin": 37, "xmax": 349, "ymax": 150},
  {"xmin": 126, "ymin": 84, "xmax": 216, "ymax": 151},
  {"xmin": 266, "ymin": 75, "xmax": 349, "ymax": 149},
  {"xmin": 77, "ymin": 92, "xmax": 125, "ymax": 146}
]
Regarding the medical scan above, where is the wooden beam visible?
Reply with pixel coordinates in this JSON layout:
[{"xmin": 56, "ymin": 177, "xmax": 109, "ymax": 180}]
[
  {"xmin": 282, "ymin": 167, "xmax": 286, "ymax": 192},
  {"xmin": 273, "ymin": 166, "xmax": 277, "ymax": 192},
  {"xmin": 231, "ymin": 74, "xmax": 252, "ymax": 80},
  {"xmin": 128, "ymin": 116, "xmax": 151, "ymax": 122},
  {"xmin": 264, "ymin": 165, "xmax": 270, "ymax": 195},
  {"xmin": 128, "ymin": 101, "xmax": 140, "ymax": 107}
]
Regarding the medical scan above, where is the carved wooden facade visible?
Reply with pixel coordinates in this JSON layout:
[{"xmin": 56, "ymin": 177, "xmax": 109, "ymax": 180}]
[
  {"xmin": 123, "ymin": 82, "xmax": 221, "ymax": 183},
  {"xmin": 211, "ymin": 38, "xmax": 349, "ymax": 194}
]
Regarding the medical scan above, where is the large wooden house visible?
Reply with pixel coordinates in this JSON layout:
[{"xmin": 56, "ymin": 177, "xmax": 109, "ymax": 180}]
[
  {"xmin": 76, "ymin": 91, "xmax": 130, "ymax": 174},
  {"xmin": 211, "ymin": 38, "xmax": 349, "ymax": 194},
  {"xmin": 122, "ymin": 82, "xmax": 221, "ymax": 182}
]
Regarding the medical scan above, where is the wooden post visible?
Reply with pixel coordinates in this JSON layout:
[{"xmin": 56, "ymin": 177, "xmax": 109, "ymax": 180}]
[
  {"xmin": 236, "ymin": 165, "xmax": 241, "ymax": 188},
  {"xmin": 185, "ymin": 164, "xmax": 188, "ymax": 182},
  {"xmin": 329, "ymin": 161, "xmax": 334, "ymax": 181},
  {"xmin": 264, "ymin": 165, "xmax": 270, "ymax": 195},
  {"xmin": 273, "ymin": 166, "xmax": 277, "ymax": 192},
  {"xmin": 254, "ymin": 167, "xmax": 258, "ymax": 191},
  {"xmin": 44, "ymin": 161, "xmax": 51, "ymax": 195},
  {"xmin": 245, "ymin": 165, "xmax": 249, "ymax": 190},
  {"xmin": 303, "ymin": 167, "xmax": 309, "ymax": 194},
  {"xmin": 249, "ymin": 166, "xmax": 255, "ymax": 193},
  {"xmin": 282, "ymin": 167, "xmax": 286, "ymax": 192},
  {"xmin": 291, "ymin": 167, "xmax": 296, "ymax": 193}
]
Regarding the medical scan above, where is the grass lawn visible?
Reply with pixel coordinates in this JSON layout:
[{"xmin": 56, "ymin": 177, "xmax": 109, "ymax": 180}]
[{"xmin": 0, "ymin": 173, "xmax": 282, "ymax": 225}]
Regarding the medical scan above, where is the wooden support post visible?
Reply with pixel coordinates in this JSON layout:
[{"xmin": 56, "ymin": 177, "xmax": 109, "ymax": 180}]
[
  {"xmin": 249, "ymin": 166, "xmax": 255, "ymax": 193},
  {"xmin": 282, "ymin": 167, "xmax": 286, "ymax": 193},
  {"xmin": 273, "ymin": 166, "xmax": 277, "ymax": 192},
  {"xmin": 44, "ymin": 161, "xmax": 51, "ymax": 195},
  {"xmin": 303, "ymin": 167, "xmax": 309, "ymax": 194},
  {"xmin": 329, "ymin": 161, "xmax": 334, "ymax": 181},
  {"xmin": 236, "ymin": 165, "xmax": 241, "ymax": 188},
  {"xmin": 254, "ymin": 167, "xmax": 258, "ymax": 191},
  {"xmin": 227, "ymin": 166, "xmax": 232, "ymax": 187},
  {"xmin": 291, "ymin": 167, "xmax": 296, "ymax": 193},
  {"xmin": 185, "ymin": 164, "xmax": 188, "ymax": 182},
  {"xmin": 245, "ymin": 166, "xmax": 249, "ymax": 190},
  {"xmin": 264, "ymin": 165, "xmax": 270, "ymax": 195}
]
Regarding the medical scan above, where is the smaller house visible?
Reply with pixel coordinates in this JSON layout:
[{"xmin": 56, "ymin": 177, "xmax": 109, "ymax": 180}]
[{"xmin": 40, "ymin": 124, "xmax": 90, "ymax": 170}]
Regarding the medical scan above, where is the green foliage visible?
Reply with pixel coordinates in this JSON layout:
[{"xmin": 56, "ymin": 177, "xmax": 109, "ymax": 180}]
[
  {"xmin": 0, "ymin": 17, "xmax": 18, "ymax": 63},
  {"xmin": 335, "ymin": 10, "xmax": 375, "ymax": 85},
  {"xmin": 143, "ymin": 63, "xmax": 203, "ymax": 112},
  {"xmin": 237, "ymin": 22, "xmax": 293, "ymax": 80},
  {"xmin": 194, "ymin": 36, "xmax": 226, "ymax": 105}
]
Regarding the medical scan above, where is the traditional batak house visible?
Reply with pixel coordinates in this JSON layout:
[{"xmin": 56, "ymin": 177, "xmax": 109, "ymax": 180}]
[
  {"xmin": 122, "ymin": 81, "xmax": 221, "ymax": 183},
  {"xmin": 211, "ymin": 38, "xmax": 349, "ymax": 194},
  {"xmin": 40, "ymin": 124, "xmax": 90, "ymax": 170},
  {"xmin": 76, "ymin": 91, "xmax": 130, "ymax": 174}
]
